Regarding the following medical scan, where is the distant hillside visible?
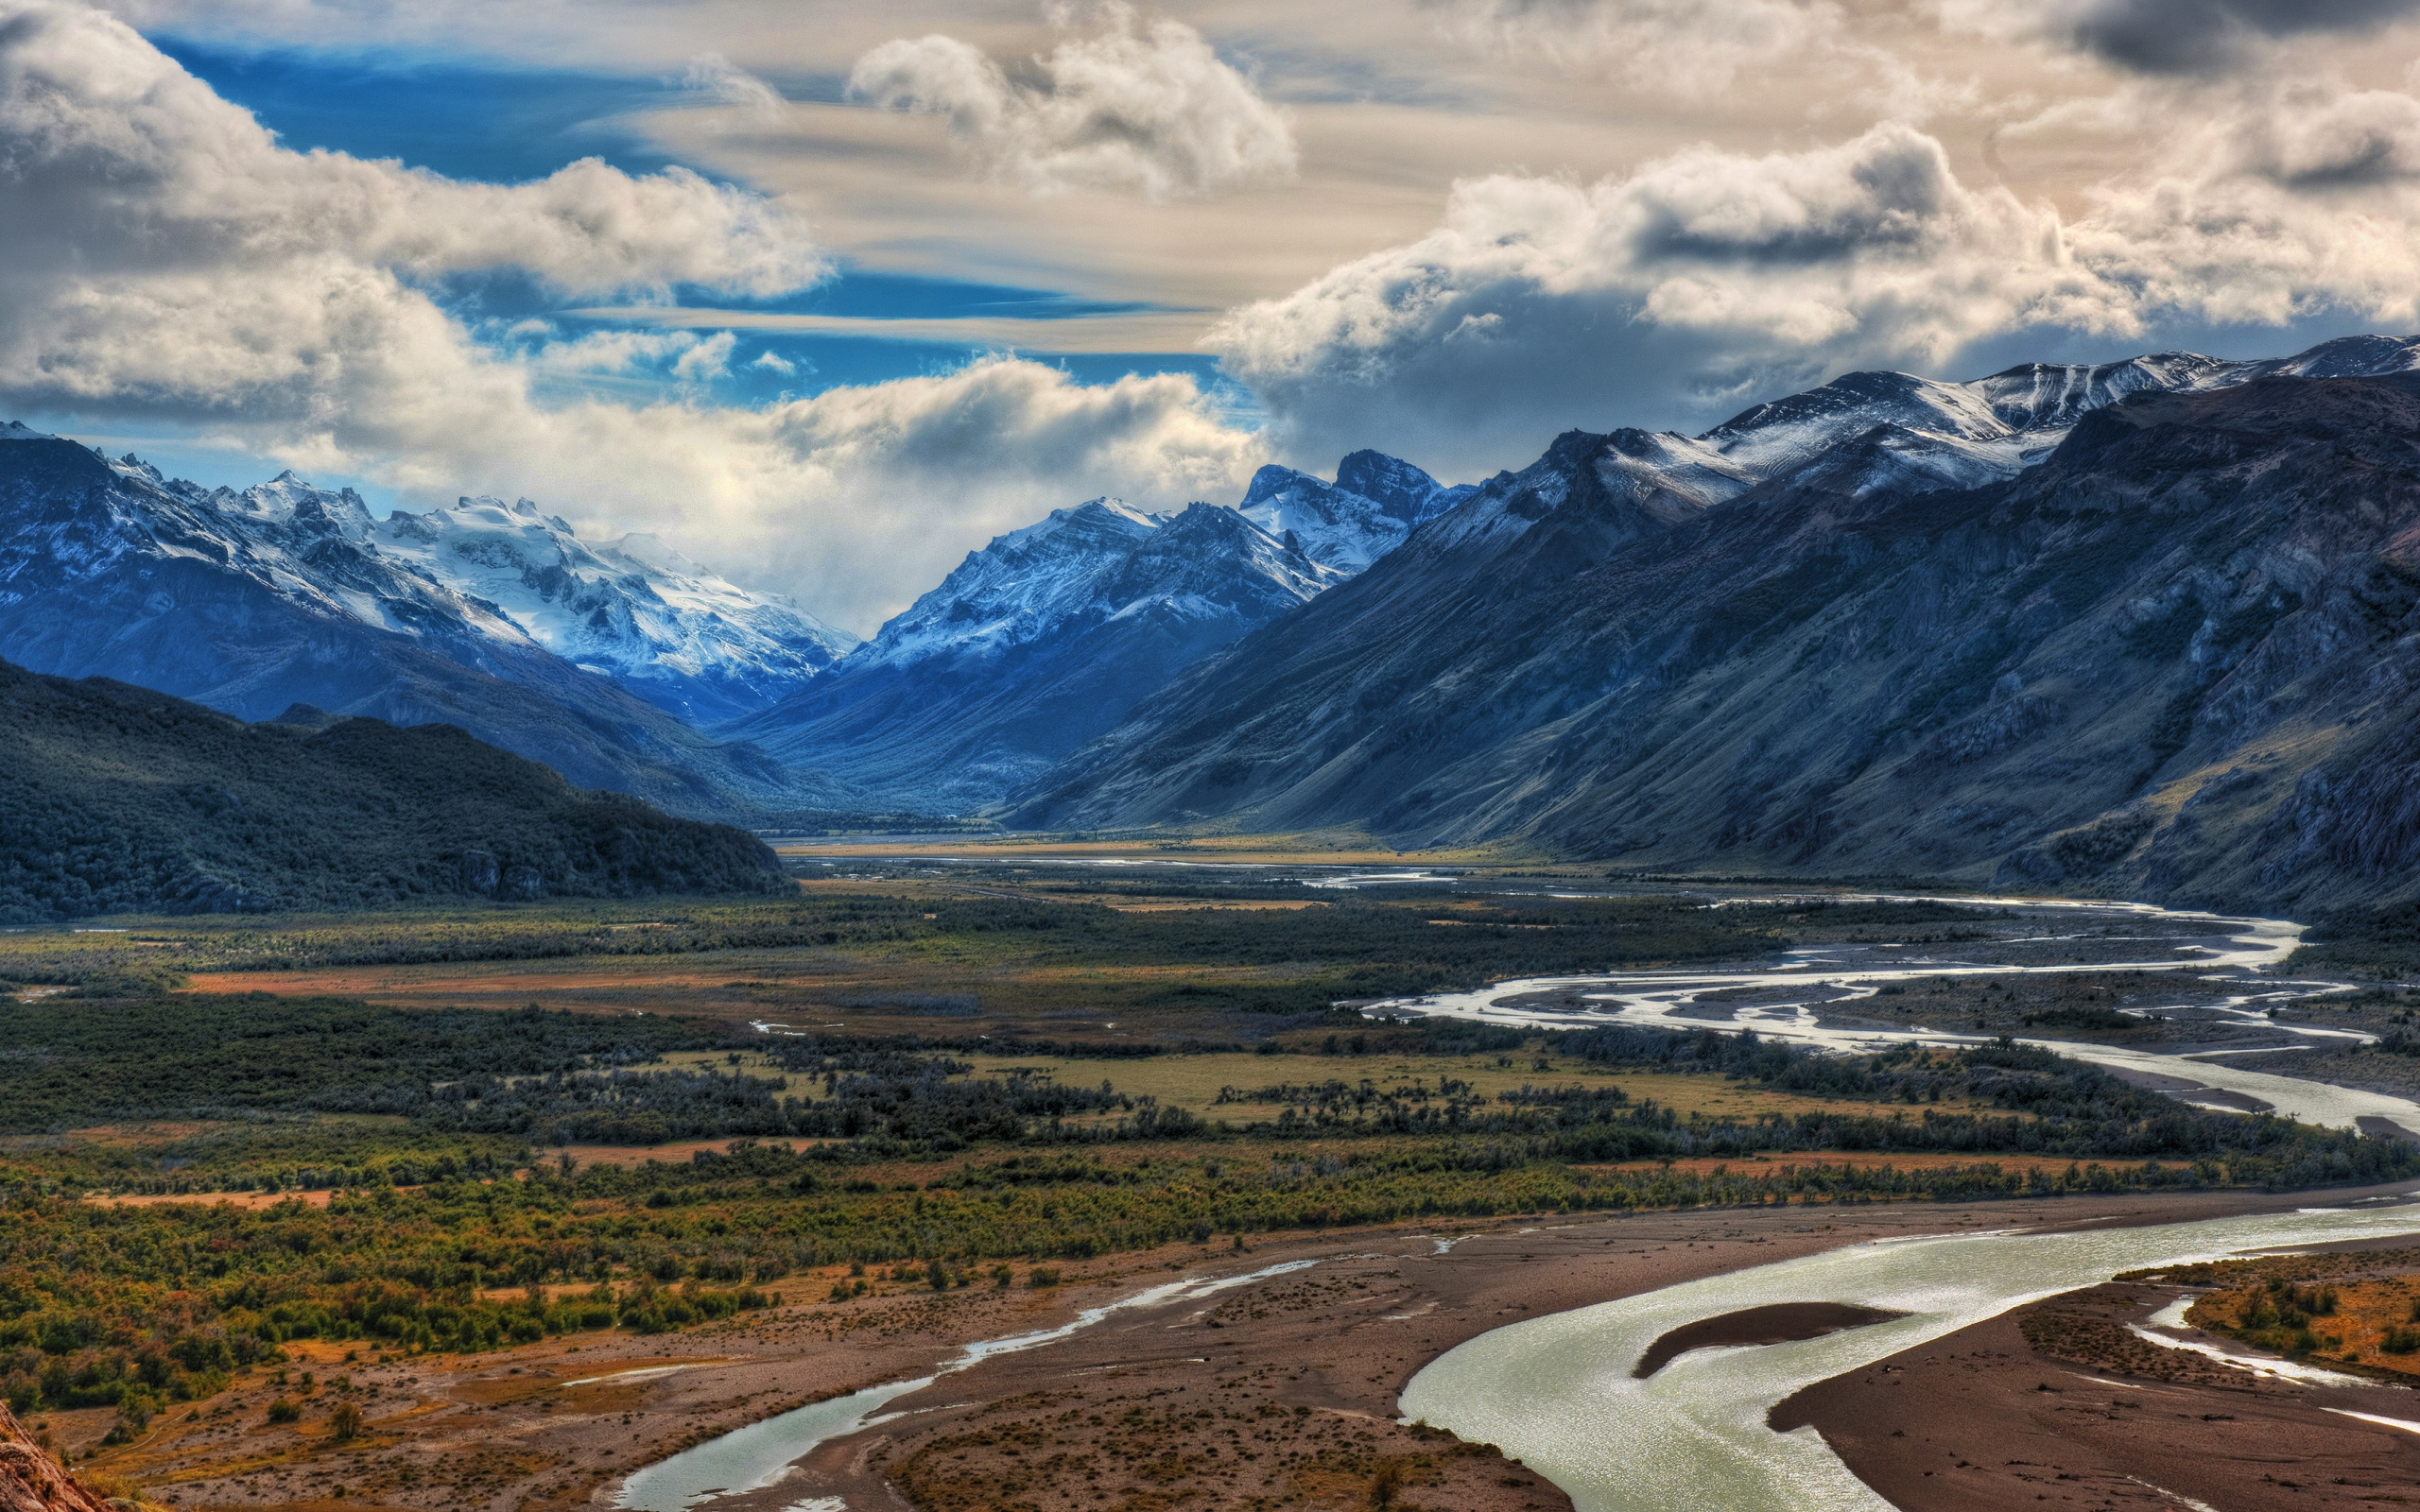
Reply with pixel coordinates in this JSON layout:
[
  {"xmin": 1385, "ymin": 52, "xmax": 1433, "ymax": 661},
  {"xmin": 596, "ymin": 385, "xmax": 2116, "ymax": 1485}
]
[
  {"xmin": 0, "ymin": 658, "xmax": 786, "ymax": 920},
  {"xmin": 1017, "ymin": 345, "xmax": 2420, "ymax": 915}
]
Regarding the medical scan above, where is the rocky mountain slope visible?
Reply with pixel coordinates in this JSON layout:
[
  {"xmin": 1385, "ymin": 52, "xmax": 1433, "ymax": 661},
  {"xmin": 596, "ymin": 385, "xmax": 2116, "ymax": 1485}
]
[
  {"xmin": 0, "ymin": 429, "xmax": 832, "ymax": 816},
  {"xmin": 724, "ymin": 498, "xmax": 1340, "ymax": 811},
  {"xmin": 1015, "ymin": 340, "xmax": 2420, "ymax": 913},
  {"xmin": 0, "ymin": 656, "xmax": 786, "ymax": 920}
]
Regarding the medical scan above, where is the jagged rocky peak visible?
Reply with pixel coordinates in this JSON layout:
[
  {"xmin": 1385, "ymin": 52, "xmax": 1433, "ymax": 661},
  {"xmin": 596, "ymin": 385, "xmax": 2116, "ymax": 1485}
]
[
  {"xmin": 1333, "ymin": 449, "xmax": 1457, "ymax": 521},
  {"xmin": 1236, "ymin": 450, "xmax": 1463, "ymax": 574}
]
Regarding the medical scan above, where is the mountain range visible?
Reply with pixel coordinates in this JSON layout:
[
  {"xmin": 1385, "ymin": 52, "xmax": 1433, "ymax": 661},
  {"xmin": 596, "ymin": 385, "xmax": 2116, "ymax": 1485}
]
[
  {"xmin": 0, "ymin": 428, "xmax": 1450, "ymax": 821},
  {"xmin": 0, "ymin": 427, "xmax": 847, "ymax": 818},
  {"xmin": 18, "ymin": 333, "xmax": 2420, "ymax": 914},
  {"xmin": 1014, "ymin": 335, "xmax": 2420, "ymax": 913},
  {"xmin": 721, "ymin": 496, "xmax": 1344, "ymax": 811}
]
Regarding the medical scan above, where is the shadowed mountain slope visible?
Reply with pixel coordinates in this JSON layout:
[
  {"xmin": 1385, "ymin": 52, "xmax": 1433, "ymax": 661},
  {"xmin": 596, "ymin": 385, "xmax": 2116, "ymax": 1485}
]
[
  {"xmin": 0, "ymin": 657, "xmax": 786, "ymax": 920},
  {"xmin": 1016, "ymin": 370, "xmax": 2420, "ymax": 912}
]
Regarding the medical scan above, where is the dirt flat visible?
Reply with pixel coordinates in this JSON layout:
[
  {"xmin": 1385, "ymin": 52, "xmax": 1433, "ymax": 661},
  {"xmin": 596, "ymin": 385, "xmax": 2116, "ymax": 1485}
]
[
  {"xmin": 84, "ymin": 1189, "xmax": 333, "ymax": 1210},
  {"xmin": 1772, "ymin": 1276, "xmax": 2420, "ymax": 1510}
]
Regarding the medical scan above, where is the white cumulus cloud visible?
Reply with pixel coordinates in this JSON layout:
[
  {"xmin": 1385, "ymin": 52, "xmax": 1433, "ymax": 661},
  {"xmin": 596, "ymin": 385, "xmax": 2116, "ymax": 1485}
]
[
  {"xmin": 847, "ymin": 2, "xmax": 1297, "ymax": 199},
  {"xmin": 0, "ymin": 2, "xmax": 1267, "ymax": 632},
  {"xmin": 2066, "ymin": 78, "xmax": 2420, "ymax": 330},
  {"xmin": 1213, "ymin": 122, "xmax": 2121, "ymax": 472}
]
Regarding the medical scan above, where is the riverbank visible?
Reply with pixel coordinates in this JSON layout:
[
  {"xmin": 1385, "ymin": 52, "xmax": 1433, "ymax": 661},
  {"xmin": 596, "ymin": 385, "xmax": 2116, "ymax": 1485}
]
[{"xmin": 1772, "ymin": 1260, "xmax": 2420, "ymax": 1510}]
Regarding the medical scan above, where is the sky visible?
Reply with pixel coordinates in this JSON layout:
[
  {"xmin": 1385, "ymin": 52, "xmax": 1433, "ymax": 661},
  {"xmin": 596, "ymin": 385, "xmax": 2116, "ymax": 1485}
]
[{"xmin": 9, "ymin": 0, "xmax": 2420, "ymax": 633}]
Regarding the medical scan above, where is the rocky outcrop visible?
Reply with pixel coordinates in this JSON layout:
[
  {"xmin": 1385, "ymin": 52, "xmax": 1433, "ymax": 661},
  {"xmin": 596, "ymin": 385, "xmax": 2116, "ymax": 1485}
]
[{"xmin": 0, "ymin": 1402, "xmax": 111, "ymax": 1512}]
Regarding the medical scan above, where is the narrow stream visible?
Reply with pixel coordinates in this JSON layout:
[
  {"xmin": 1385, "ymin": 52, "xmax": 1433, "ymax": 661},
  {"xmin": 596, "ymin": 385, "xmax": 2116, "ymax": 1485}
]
[
  {"xmin": 614, "ymin": 1261, "xmax": 1316, "ymax": 1511},
  {"xmin": 1399, "ymin": 1203, "xmax": 2420, "ymax": 1512}
]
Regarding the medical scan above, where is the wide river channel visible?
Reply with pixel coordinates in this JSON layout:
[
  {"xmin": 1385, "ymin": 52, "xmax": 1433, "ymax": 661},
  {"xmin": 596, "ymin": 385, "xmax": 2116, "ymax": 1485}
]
[{"xmin": 1365, "ymin": 893, "xmax": 2420, "ymax": 1137}]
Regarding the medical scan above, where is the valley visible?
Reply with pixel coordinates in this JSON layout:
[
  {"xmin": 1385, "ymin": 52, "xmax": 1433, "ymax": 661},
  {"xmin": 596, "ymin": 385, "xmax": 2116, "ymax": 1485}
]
[
  {"xmin": 17, "ymin": 340, "xmax": 2420, "ymax": 1512},
  {"xmin": 22, "ymin": 6, "xmax": 2420, "ymax": 1508},
  {"xmin": 6, "ymin": 859, "xmax": 2420, "ymax": 1511}
]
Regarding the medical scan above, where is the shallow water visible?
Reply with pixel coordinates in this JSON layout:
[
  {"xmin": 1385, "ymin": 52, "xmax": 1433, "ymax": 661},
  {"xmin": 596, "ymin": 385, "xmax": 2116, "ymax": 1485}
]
[
  {"xmin": 1397, "ymin": 1205, "xmax": 2420, "ymax": 1512},
  {"xmin": 1365, "ymin": 894, "xmax": 2420, "ymax": 1137},
  {"xmin": 614, "ymin": 1261, "xmax": 1318, "ymax": 1511}
]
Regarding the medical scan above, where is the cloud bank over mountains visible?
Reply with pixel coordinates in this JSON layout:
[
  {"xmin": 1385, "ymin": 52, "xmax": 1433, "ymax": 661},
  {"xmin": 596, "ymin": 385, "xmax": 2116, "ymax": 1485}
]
[{"xmin": 14, "ymin": 0, "xmax": 2420, "ymax": 627}]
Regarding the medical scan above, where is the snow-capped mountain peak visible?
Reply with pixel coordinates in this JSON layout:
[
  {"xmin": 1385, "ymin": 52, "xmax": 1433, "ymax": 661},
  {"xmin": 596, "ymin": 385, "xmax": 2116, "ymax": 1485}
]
[
  {"xmin": 1236, "ymin": 451, "xmax": 1462, "ymax": 574},
  {"xmin": 6, "ymin": 440, "xmax": 855, "ymax": 726},
  {"xmin": 365, "ymin": 493, "xmax": 856, "ymax": 723},
  {"xmin": 722, "ymin": 493, "xmax": 1346, "ymax": 810},
  {"xmin": 854, "ymin": 495, "xmax": 1292, "ymax": 671}
]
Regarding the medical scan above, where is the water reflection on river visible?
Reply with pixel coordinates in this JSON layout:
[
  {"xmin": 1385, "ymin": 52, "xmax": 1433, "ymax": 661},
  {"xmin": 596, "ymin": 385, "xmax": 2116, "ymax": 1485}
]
[{"xmin": 1400, "ymin": 1203, "xmax": 2420, "ymax": 1512}]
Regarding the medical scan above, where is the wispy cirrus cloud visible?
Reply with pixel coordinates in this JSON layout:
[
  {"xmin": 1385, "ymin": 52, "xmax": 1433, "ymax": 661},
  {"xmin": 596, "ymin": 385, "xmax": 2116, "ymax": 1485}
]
[{"xmin": 1427, "ymin": 0, "xmax": 1850, "ymax": 95}]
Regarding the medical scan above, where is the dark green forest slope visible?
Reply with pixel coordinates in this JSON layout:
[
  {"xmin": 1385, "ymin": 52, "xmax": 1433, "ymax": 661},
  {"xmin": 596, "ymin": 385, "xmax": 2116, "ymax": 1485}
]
[{"xmin": 0, "ymin": 659, "xmax": 786, "ymax": 919}]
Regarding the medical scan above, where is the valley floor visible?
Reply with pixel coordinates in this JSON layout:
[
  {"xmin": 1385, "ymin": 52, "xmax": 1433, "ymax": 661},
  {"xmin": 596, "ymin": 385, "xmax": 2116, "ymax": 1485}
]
[
  {"xmin": 84, "ymin": 1187, "xmax": 2411, "ymax": 1512},
  {"xmin": 9, "ymin": 865, "xmax": 2420, "ymax": 1512},
  {"xmin": 1774, "ymin": 1233, "xmax": 2420, "ymax": 1511}
]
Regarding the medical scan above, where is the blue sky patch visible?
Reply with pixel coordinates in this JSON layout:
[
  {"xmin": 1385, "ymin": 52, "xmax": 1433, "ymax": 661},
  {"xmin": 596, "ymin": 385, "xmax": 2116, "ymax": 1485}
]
[{"xmin": 154, "ymin": 38, "xmax": 689, "ymax": 183}]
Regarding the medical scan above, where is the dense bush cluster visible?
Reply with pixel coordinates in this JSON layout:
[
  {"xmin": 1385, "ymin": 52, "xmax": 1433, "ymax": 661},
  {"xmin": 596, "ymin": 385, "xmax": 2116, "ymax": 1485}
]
[
  {"xmin": 1201, "ymin": 1029, "xmax": 2411, "ymax": 1182},
  {"xmin": 0, "ymin": 997, "xmax": 726, "ymax": 1131}
]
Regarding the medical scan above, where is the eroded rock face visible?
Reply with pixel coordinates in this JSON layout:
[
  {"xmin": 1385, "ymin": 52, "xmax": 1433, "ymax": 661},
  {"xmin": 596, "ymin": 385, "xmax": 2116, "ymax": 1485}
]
[{"xmin": 0, "ymin": 1402, "xmax": 110, "ymax": 1512}]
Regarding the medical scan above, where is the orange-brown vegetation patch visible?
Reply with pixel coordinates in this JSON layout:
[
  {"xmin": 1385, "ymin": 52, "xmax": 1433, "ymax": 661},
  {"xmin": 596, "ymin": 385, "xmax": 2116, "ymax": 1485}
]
[
  {"xmin": 85, "ymin": 1188, "xmax": 334, "ymax": 1210},
  {"xmin": 2156, "ymin": 1246, "xmax": 2420, "ymax": 1377}
]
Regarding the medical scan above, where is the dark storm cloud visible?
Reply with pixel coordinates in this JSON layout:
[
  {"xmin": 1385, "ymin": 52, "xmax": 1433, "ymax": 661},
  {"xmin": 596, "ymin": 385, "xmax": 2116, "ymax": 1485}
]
[{"xmin": 2064, "ymin": 0, "xmax": 2420, "ymax": 74}]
